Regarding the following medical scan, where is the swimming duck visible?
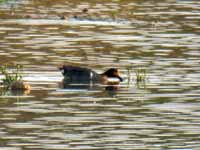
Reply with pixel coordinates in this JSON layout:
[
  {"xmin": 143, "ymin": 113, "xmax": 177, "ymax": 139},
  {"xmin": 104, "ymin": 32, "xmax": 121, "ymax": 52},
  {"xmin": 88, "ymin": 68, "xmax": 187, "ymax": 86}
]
[{"xmin": 59, "ymin": 65, "xmax": 123, "ymax": 84}]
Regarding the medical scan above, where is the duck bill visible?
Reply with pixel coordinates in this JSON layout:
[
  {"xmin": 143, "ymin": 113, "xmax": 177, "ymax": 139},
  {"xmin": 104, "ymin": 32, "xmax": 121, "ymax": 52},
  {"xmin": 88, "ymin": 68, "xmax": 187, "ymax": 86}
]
[{"xmin": 118, "ymin": 76, "xmax": 123, "ymax": 82}]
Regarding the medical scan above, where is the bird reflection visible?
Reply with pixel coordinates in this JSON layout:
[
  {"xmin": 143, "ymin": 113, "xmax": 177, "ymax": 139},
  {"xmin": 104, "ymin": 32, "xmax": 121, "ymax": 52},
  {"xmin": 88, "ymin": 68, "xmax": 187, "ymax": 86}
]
[{"xmin": 60, "ymin": 77, "xmax": 120, "ymax": 96}]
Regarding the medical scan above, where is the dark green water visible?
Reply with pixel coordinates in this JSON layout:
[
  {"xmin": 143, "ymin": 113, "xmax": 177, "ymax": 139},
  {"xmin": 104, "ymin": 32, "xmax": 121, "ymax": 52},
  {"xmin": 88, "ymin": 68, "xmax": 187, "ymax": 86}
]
[{"xmin": 0, "ymin": 0, "xmax": 200, "ymax": 149}]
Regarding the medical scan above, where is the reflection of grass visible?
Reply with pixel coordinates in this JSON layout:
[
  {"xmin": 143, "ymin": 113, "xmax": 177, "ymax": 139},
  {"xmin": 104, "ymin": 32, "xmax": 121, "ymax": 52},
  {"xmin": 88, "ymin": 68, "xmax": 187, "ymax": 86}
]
[{"xmin": 0, "ymin": 64, "xmax": 23, "ymax": 89}]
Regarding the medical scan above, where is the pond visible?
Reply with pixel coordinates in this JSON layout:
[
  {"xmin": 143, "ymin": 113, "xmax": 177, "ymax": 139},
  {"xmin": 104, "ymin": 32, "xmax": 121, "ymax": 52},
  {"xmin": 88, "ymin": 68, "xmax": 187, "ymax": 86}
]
[{"xmin": 0, "ymin": 0, "xmax": 200, "ymax": 149}]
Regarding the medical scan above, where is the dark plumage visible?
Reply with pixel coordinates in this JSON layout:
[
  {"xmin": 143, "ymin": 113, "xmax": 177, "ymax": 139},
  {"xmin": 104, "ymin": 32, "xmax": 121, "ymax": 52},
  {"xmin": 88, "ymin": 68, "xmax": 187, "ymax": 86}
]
[{"xmin": 59, "ymin": 65, "xmax": 123, "ymax": 84}]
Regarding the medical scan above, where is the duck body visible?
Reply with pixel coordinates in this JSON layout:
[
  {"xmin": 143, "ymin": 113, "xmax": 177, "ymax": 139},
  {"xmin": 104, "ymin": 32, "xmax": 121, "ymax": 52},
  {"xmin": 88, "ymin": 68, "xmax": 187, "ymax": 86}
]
[
  {"xmin": 59, "ymin": 65, "xmax": 123, "ymax": 84},
  {"xmin": 60, "ymin": 65, "xmax": 100, "ymax": 83}
]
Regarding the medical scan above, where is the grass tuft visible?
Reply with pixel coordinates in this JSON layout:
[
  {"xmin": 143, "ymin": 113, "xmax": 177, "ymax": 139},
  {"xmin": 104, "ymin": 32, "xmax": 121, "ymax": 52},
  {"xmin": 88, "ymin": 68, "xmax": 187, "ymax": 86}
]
[
  {"xmin": 135, "ymin": 68, "xmax": 147, "ymax": 83},
  {"xmin": 0, "ymin": 64, "xmax": 23, "ymax": 89}
]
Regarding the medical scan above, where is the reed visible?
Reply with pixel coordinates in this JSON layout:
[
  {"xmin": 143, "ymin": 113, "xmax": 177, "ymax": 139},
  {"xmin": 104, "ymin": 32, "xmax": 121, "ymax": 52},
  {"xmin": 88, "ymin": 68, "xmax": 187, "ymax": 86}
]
[{"xmin": 135, "ymin": 68, "xmax": 147, "ymax": 83}]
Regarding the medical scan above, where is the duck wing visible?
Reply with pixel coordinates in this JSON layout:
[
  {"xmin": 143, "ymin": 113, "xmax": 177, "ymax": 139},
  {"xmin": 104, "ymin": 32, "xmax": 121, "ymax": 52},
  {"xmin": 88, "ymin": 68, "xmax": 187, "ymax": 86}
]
[{"xmin": 60, "ymin": 65, "xmax": 99, "ymax": 82}]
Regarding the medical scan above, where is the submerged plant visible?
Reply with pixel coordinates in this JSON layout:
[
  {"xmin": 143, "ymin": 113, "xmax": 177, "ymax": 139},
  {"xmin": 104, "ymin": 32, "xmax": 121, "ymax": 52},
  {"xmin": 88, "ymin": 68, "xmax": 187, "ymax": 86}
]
[{"xmin": 0, "ymin": 64, "xmax": 23, "ymax": 89}]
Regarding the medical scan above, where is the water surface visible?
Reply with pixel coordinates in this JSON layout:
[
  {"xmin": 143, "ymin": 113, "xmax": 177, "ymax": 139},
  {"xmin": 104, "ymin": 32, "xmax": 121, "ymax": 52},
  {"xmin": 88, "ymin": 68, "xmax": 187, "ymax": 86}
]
[{"xmin": 0, "ymin": 0, "xmax": 200, "ymax": 149}]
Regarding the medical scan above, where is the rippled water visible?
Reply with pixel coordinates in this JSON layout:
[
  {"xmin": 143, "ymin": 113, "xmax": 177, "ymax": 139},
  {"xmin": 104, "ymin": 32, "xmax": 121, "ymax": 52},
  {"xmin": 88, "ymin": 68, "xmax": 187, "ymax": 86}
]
[{"xmin": 0, "ymin": 0, "xmax": 200, "ymax": 149}]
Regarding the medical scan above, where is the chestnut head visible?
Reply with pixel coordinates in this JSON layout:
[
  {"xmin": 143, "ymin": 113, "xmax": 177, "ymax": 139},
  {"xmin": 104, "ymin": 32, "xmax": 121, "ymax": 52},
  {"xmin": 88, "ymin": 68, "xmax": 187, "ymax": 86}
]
[{"xmin": 103, "ymin": 68, "xmax": 123, "ymax": 82}]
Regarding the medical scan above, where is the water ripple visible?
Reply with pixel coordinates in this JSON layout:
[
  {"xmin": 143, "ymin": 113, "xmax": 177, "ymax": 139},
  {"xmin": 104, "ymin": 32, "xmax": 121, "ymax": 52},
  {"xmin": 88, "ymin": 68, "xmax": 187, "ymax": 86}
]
[{"xmin": 0, "ymin": 0, "xmax": 200, "ymax": 149}]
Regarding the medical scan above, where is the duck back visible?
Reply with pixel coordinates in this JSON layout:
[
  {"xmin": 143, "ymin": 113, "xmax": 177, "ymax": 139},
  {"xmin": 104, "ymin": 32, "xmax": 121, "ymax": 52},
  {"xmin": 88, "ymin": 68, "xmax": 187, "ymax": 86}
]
[{"xmin": 60, "ymin": 65, "xmax": 99, "ymax": 83}]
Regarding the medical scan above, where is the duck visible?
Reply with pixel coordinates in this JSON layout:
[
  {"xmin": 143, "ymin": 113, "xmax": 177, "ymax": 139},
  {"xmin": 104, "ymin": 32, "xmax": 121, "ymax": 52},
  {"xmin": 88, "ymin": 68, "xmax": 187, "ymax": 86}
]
[{"xmin": 59, "ymin": 65, "xmax": 123, "ymax": 84}]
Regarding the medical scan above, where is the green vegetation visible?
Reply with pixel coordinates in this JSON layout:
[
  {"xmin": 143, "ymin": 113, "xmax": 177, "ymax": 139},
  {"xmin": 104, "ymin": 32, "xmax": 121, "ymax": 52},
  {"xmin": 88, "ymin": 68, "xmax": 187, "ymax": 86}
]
[
  {"xmin": 0, "ymin": 0, "xmax": 8, "ymax": 3},
  {"xmin": 0, "ymin": 64, "xmax": 23, "ymax": 89},
  {"xmin": 0, "ymin": 0, "xmax": 17, "ymax": 5},
  {"xmin": 126, "ymin": 67, "xmax": 147, "ymax": 89},
  {"xmin": 135, "ymin": 68, "xmax": 147, "ymax": 83},
  {"xmin": 135, "ymin": 68, "xmax": 147, "ymax": 89},
  {"xmin": 111, "ymin": 11, "xmax": 117, "ymax": 19}
]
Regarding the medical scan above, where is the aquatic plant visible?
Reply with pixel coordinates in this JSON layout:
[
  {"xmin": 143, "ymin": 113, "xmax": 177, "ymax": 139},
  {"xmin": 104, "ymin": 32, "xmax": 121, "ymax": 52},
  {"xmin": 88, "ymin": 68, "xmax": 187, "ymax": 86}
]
[
  {"xmin": 0, "ymin": 0, "xmax": 13, "ymax": 4},
  {"xmin": 0, "ymin": 64, "xmax": 23, "ymax": 89},
  {"xmin": 135, "ymin": 68, "xmax": 147, "ymax": 82},
  {"xmin": 0, "ymin": 0, "xmax": 6, "ymax": 3},
  {"xmin": 111, "ymin": 11, "xmax": 118, "ymax": 19}
]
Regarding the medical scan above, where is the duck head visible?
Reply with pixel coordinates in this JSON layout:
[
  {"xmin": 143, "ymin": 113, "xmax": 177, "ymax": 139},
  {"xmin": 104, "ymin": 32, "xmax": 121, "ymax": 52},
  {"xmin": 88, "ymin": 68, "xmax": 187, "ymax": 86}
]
[{"xmin": 102, "ymin": 68, "xmax": 123, "ymax": 82}]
